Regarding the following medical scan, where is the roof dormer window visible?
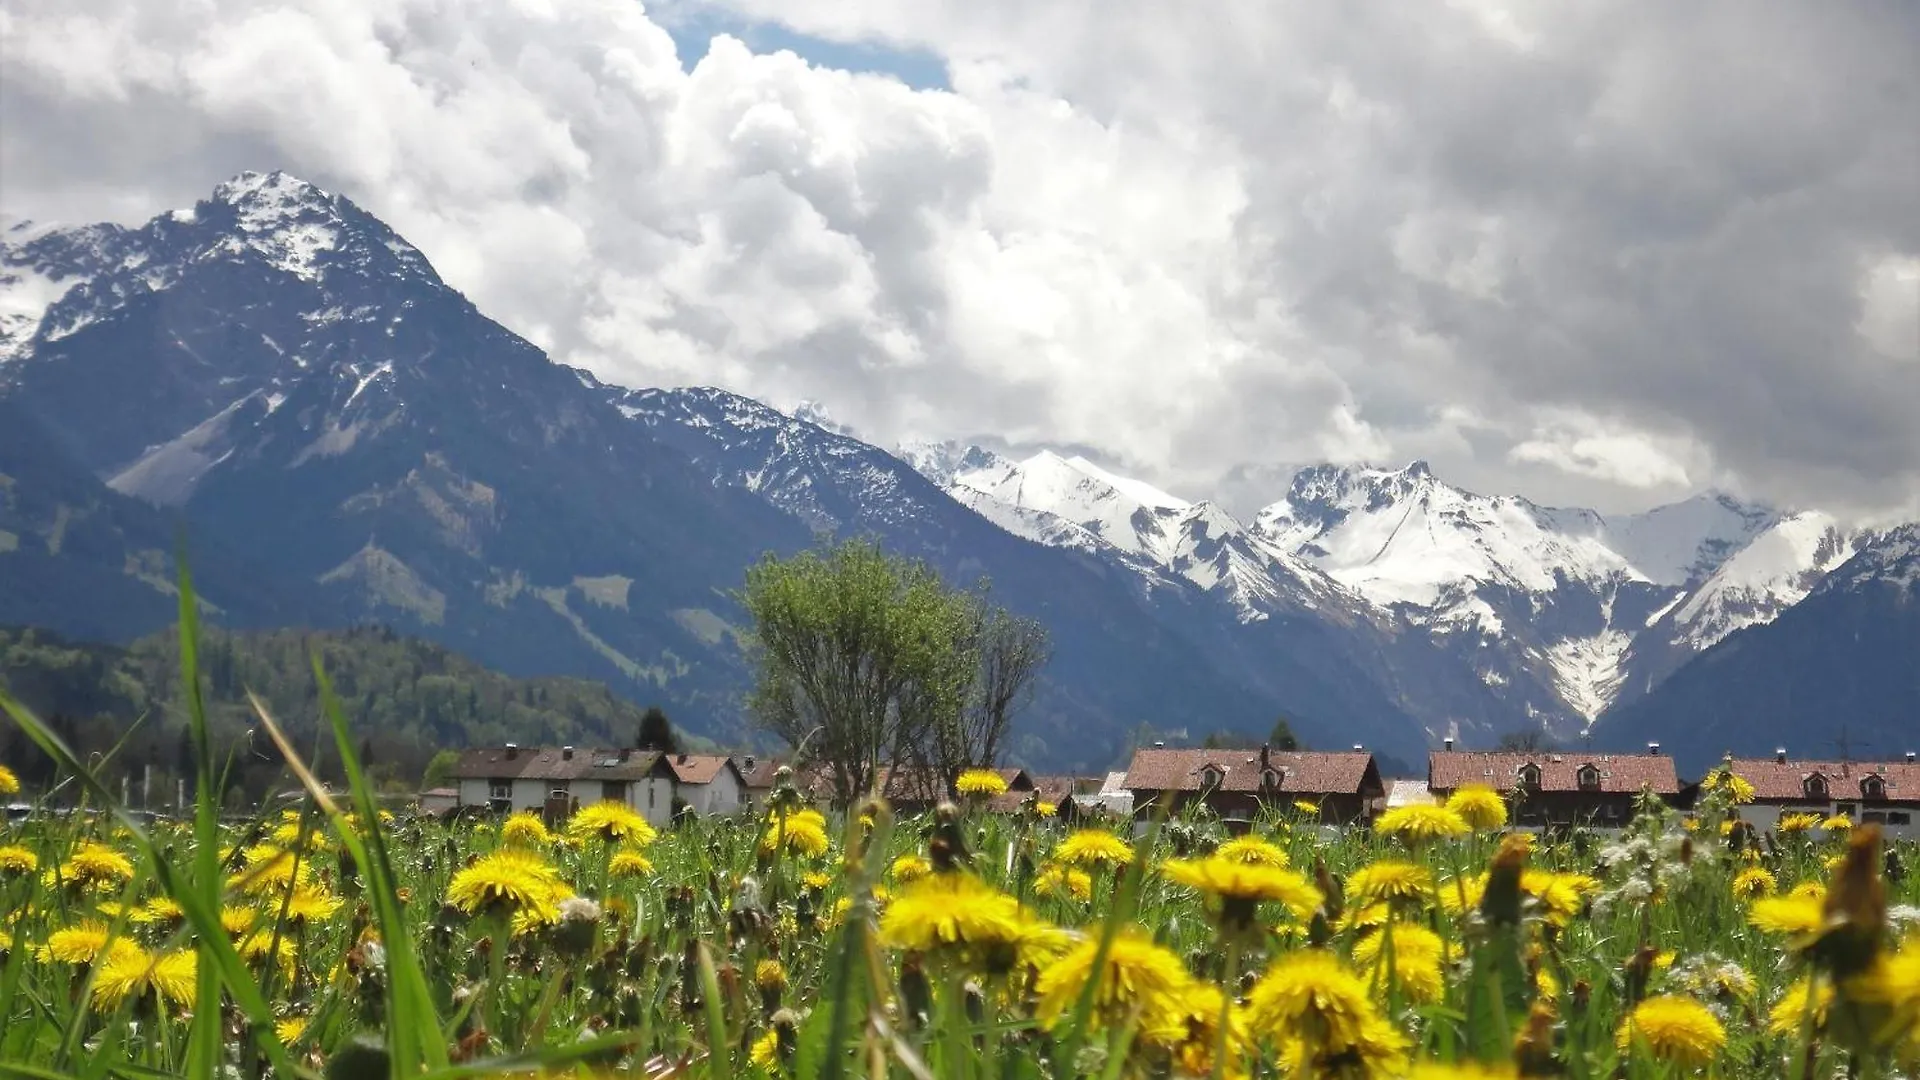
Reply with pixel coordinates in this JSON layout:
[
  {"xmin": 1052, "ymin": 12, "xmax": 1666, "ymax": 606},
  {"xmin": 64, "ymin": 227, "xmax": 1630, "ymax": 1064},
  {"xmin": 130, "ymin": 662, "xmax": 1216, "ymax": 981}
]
[
  {"xmin": 1862, "ymin": 774, "xmax": 1886, "ymax": 800},
  {"xmin": 1199, "ymin": 765, "xmax": 1224, "ymax": 789},
  {"xmin": 1576, "ymin": 764, "xmax": 1601, "ymax": 791},
  {"xmin": 1804, "ymin": 773, "xmax": 1829, "ymax": 800},
  {"xmin": 1518, "ymin": 763, "xmax": 1542, "ymax": 792},
  {"xmin": 1261, "ymin": 767, "xmax": 1283, "ymax": 791}
]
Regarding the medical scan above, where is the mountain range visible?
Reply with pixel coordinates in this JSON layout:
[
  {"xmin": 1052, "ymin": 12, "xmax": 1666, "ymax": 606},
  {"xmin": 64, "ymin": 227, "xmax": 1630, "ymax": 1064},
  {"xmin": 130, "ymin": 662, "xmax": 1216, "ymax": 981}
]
[{"xmin": 3, "ymin": 171, "xmax": 1913, "ymax": 775}]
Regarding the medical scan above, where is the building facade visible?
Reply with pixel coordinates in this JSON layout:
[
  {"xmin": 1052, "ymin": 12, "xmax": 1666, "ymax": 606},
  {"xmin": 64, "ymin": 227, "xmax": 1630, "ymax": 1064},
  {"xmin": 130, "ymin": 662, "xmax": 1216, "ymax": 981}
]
[
  {"xmin": 1725, "ymin": 751, "xmax": 1920, "ymax": 839},
  {"xmin": 1123, "ymin": 747, "xmax": 1386, "ymax": 825},
  {"xmin": 663, "ymin": 754, "xmax": 748, "ymax": 816},
  {"xmin": 1427, "ymin": 746, "xmax": 1681, "ymax": 827},
  {"xmin": 450, "ymin": 745, "xmax": 679, "ymax": 826}
]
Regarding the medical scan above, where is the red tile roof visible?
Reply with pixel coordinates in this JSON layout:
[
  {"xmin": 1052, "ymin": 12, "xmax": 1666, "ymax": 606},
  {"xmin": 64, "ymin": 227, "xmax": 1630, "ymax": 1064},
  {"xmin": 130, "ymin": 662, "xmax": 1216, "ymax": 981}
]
[
  {"xmin": 1727, "ymin": 758, "xmax": 1920, "ymax": 803},
  {"xmin": 738, "ymin": 757, "xmax": 784, "ymax": 790},
  {"xmin": 1428, "ymin": 751, "xmax": 1678, "ymax": 795},
  {"xmin": 1123, "ymin": 748, "xmax": 1380, "ymax": 796},
  {"xmin": 450, "ymin": 746, "xmax": 664, "ymax": 783},
  {"xmin": 662, "ymin": 754, "xmax": 738, "ymax": 785}
]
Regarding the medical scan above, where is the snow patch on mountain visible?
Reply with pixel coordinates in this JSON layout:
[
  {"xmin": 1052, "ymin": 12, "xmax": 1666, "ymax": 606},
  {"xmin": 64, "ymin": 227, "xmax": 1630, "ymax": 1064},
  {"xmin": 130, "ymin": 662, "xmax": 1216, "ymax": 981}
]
[
  {"xmin": 1545, "ymin": 629, "xmax": 1634, "ymax": 720},
  {"xmin": 1599, "ymin": 493, "xmax": 1780, "ymax": 585},
  {"xmin": 1664, "ymin": 511, "xmax": 1866, "ymax": 651}
]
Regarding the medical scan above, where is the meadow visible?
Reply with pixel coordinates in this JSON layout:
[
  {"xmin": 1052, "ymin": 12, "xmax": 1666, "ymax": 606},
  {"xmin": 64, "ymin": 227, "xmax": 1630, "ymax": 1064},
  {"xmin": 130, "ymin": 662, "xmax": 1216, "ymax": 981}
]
[{"xmin": 0, "ymin": 592, "xmax": 1916, "ymax": 1078}]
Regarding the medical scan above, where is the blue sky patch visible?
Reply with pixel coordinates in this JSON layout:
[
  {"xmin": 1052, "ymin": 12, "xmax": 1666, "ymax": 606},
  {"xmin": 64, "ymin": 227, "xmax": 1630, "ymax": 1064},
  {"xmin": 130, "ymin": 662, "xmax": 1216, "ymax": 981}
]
[{"xmin": 663, "ymin": 9, "xmax": 950, "ymax": 91}]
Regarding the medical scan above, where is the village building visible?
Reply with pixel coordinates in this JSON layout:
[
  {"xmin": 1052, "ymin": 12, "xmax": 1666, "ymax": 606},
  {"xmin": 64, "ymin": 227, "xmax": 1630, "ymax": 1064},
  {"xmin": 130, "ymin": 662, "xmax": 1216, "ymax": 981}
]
[
  {"xmin": 1725, "ymin": 750, "xmax": 1920, "ymax": 838},
  {"xmin": 738, "ymin": 754, "xmax": 784, "ymax": 813},
  {"xmin": 1123, "ymin": 746, "xmax": 1386, "ymax": 825},
  {"xmin": 662, "ymin": 753, "xmax": 748, "ymax": 816},
  {"xmin": 450, "ymin": 744, "xmax": 679, "ymax": 826},
  {"xmin": 417, "ymin": 787, "xmax": 458, "ymax": 816},
  {"xmin": 1427, "ymin": 742, "xmax": 1681, "ymax": 827}
]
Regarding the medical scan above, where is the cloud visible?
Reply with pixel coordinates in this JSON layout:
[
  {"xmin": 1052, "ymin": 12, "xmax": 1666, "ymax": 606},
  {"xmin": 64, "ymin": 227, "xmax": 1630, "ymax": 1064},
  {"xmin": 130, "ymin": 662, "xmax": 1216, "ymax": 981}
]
[{"xmin": 2, "ymin": 0, "xmax": 1915, "ymax": 517}]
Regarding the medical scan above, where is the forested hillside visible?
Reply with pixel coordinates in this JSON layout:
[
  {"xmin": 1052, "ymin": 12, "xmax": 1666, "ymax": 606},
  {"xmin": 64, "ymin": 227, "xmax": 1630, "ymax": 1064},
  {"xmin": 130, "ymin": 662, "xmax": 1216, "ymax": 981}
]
[{"xmin": 0, "ymin": 623, "xmax": 702, "ymax": 805}]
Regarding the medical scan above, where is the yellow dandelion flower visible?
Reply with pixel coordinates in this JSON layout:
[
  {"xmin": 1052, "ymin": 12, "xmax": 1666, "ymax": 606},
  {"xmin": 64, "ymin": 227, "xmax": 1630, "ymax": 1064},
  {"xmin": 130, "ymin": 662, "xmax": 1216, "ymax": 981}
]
[
  {"xmin": 1702, "ymin": 768, "xmax": 1755, "ymax": 804},
  {"xmin": 1248, "ymin": 949, "xmax": 1403, "ymax": 1064},
  {"xmin": 500, "ymin": 811, "xmax": 555, "ymax": 847},
  {"xmin": 92, "ymin": 941, "xmax": 196, "ymax": 1011},
  {"xmin": 39, "ymin": 922, "xmax": 114, "ymax": 964},
  {"xmin": 609, "ymin": 849, "xmax": 654, "ymax": 878},
  {"xmin": 229, "ymin": 844, "xmax": 310, "ymax": 895},
  {"xmin": 1144, "ymin": 980, "xmax": 1250, "ymax": 1078},
  {"xmin": 567, "ymin": 801, "xmax": 656, "ymax": 846},
  {"xmin": 1845, "ymin": 942, "xmax": 1920, "ymax": 1056},
  {"xmin": 1051, "ymin": 829, "xmax": 1133, "ymax": 869},
  {"xmin": 1034, "ymin": 862, "xmax": 1093, "ymax": 902},
  {"xmin": 278, "ymin": 886, "xmax": 344, "ymax": 924},
  {"xmin": 1520, "ymin": 870, "xmax": 1596, "ymax": 926},
  {"xmin": 446, "ymin": 848, "xmax": 569, "ymax": 920},
  {"xmin": 1345, "ymin": 861, "xmax": 1434, "ymax": 907},
  {"xmin": 801, "ymin": 870, "xmax": 834, "ymax": 891},
  {"xmin": 1767, "ymin": 976, "xmax": 1832, "ymax": 1036},
  {"xmin": 1161, "ymin": 855, "xmax": 1323, "ymax": 923},
  {"xmin": 0, "ymin": 764, "xmax": 18, "ymax": 795},
  {"xmin": 1293, "ymin": 799, "xmax": 1321, "ymax": 815},
  {"xmin": 889, "ymin": 854, "xmax": 933, "ymax": 883},
  {"xmin": 755, "ymin": 958, "xmax": 788, "ymax": 991},
  {"xmin": 1374, "ymin": 804, "xmax": 1470, "ymax": 844},
  {"xmin": 269, "ymin": 820, "xmax": 328, "ymax": 851},
  {"xmin": 1034, "ymin": 800, "xmax": 1058, "ymax": 817},
  {"xmin": 955, "ymin": 769, "xmax": 1009, "ymax": 796},
  {"xmin": 1749, "ymin": 894, "xmax": 1826, "ymax": 935},
  {"xmin": 54, "ymin": 842, "xmax": 136, "ymax": 889},
  {"xmin": 221, "ymin": 905, "xmax": 258, "ymax": 935},
  {"xmin": 0, "ymin": 844, "xmax": 36, "ymax": 875},
  {"xmin": 879, "ymin": 873, "xmax": 1053, "ymax": 972},
  {"xmin": 1352, "ymin": 922, "xmax": 1447, "ymax": 1003},
  {"xmin": 1732, "ymin": 866, "xmax": 1777, "ymax": 898},
  {"xmin": 1214, "ymin": 835, "xmax": 1289, "ymax": 867},
  {"xmin": 760, "ymin": 809, "xmax": 830, "ymax": 858},
  {"xmin": 1778, "ymin": 812, "xmax": 1822, "ymax": 834},
  {"xmin": 132, "ymin": 896, "xmax": 185, "ymax": 925},
  {"xmin": 1445, "ymin": 785, "xmax": 1508, "ymax": 830},
  {"xmin": 1333, "ymin": 901, "xmax": 1395, "ymax": 934},
  {"xmin": 1822, "ymin": 814, "xmax": 1854, "ymax": 832},
  {"xmin": 1616, "ymin": 995, "xmax": 1725, "ymax": 1067},
  {"xmin": 276, "ymin": 1015, "xmax": 309, "ymax": 1045},
  {"xmin": 1034, "ymin": 926, "xmax": 1193, "ymax": 1029},
  {"xmin": 749, "ymin": 1029, "xmax": 780, "ymax": 1071}
]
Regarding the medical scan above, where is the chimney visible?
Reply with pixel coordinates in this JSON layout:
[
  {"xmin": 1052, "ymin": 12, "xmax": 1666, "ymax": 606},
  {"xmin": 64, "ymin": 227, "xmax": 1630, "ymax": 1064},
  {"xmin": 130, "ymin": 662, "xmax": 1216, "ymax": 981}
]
[
  {"xmin": 1153, "ymin": 741, "xmax": 1165, "ymax": 750},
  {"xmin": 1646, "ymin": 742, "xmax": 1661, "ymax": 756},
  {"xmin": 1443, "ymin": 737, "xmax": 1455, "ymax": 751},
  {"xmin": 1260, "ymin": 743, "xmax": 1271, "ymax": 770},
  {"xmin": 745, "ymin": 755, "xmax": 756, "ymax": 770},
  {"xmin": 505, "ymin": 742, "xmax": 518, "ymax": 760},
  {"xmin": 1776, "ymin": 747, "xmax": 1788, "ymax": 764},
  {"xmin": 562, "ymin": 746, "xmax": 574, "ymax": 760},
  {"xmin": 1907, "ymin": 752, "xmax": 1916, "ymax": 764},
  {"xmin": 618, "ymin": 747, "xmax": 630, "ymax": 762},
  {"xmin": 1352, "ymin": 744, "xmax": 1364, "ymax": 752}
]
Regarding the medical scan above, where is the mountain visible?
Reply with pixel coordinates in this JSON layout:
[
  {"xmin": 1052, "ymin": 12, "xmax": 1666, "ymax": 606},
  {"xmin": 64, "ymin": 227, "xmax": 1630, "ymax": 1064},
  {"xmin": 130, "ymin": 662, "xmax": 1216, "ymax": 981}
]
[
  {"xmin": 0, "ymin": 171, "xmax": 1435, "ymax": 770},
  {"xmin": 1, "ymin": 171, "xmax": 816, "ymax": 742},
  {"xmin": 1250, "ymin": 464, "xmax": 1781, "ymax": 735},
  {"xmin": 1597, "ymin": 526, "xmax": 1920, "ymax": 773}
]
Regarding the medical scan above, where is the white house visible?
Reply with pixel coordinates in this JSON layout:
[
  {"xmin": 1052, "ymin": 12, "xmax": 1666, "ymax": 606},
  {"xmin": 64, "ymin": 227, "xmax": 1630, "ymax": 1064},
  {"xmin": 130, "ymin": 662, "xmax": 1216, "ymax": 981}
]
[
  {"xmin": 1725, "ymin": 751, "xmax": 1920, "ymax": 840},
  {"xmin": 450, "ymin": 744, "xmax": 679, "ymax": 827},
  {"xmin": 664, "ymin": 754, "xmax": 748, "ymax": 816}
]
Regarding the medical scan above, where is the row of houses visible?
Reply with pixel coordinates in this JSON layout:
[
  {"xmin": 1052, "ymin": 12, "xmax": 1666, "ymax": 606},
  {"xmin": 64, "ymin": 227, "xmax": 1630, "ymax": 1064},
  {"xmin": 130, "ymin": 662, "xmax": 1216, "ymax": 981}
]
[
  {"xmin": 1119, "ymin": 741, "xmax": 1920, "ymax": 837},
  {"xmin": 429, "ymin": 738, "xmax": 1920, "ymax": 836}
]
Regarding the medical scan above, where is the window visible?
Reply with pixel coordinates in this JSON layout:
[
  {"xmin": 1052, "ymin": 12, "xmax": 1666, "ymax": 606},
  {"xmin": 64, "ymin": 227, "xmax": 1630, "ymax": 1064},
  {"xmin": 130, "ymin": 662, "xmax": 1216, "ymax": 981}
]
[
  {"xmin": 648, "ymin": 784, "xmax": 657, "ymax": 809},
  {"xmin": 489, "ymin": 781, "xmax": 512, "ymax": 801},
  {"xmin": 1861, "ymin": 775, "xmax": 1886, "ymax": 800},
  {"xmin": 1261, "ymin": 767, "xmax": 1283, "ymax": 791},
  {"xmin": 1576, "ymin": 764, "xmax": 1600, "ymax": 791},
  {"xmin": 1864, "ymin": 811, "xmax": 1887, "ymax": 824},
  {"xmin": 1199, "ymin": 766, "xmax": 1224, "ymax": 789},
  {"xmin": 1804, "ymin": 774, "xmax": 1829, "ymax": 799},
  {"xmin": 603, "ymin": 781, "xmax": 627, "ymax": 802},
  {"xmin": 1888, "ymin": 812, "xmax": 1912, "ymax": 826},
  {"xmin": 1518, "ymin": 763, "xmax": 1542, "ymax": 791}
]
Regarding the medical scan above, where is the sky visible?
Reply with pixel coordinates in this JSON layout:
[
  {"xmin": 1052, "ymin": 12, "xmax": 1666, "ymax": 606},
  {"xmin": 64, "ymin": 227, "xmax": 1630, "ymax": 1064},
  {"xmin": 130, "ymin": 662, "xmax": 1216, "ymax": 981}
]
[{"xmin": 1, "ymin": 0, "xmax": 1916, "ymax": 517}]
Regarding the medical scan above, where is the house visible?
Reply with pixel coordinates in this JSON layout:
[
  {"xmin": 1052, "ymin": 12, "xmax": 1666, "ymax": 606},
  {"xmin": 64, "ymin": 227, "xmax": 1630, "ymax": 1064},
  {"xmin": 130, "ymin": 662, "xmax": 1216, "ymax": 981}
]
[
  {"xmin": 738, "ymin": 755, "xmax": 784, "ymax": 813},
  {"xmin": 418, "ymin": 788, "xmax": 458, "ymax": 816},
  {"xmin": 662, "ymin": 754, "xmax": 748, "ymax": 816},
  {"xmin": 1427, "ymin": 743, "xmax": 1681, "ymax": 828},
  {"xmin": 1123, "ymin": 746, "xmax": 1387, "ymax": 824},
  {"xmin": 450, "ymin": 744, "xmax": 679, "ymax": 826},
  {"xmin": 1725, "ymin": 749, "xmax": 1920, "ymax": 839}
]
